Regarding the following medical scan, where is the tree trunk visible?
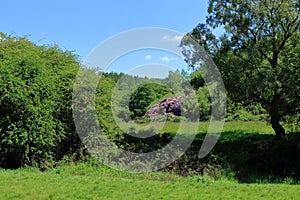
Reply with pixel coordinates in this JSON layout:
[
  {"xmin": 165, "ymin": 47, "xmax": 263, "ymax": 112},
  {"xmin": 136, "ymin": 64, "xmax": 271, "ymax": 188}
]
[{"xmin": 270, "ymin": 114, "xmax": 286, "ymax": 140}]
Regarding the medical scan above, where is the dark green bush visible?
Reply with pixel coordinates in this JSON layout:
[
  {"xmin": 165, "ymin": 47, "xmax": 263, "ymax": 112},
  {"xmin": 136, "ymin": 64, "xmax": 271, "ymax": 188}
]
[
  {"xmin": 129, "ymin": 83, "xmax": 173, "ymax": 118},
  {"xmin": 226, "ymin": 101, "xmax": 268, "ymax": 121}
]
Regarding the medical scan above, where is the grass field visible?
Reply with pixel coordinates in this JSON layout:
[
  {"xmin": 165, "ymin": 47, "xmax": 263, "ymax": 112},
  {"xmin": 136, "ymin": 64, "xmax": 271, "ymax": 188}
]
[
  {"xmin": 120, "ymin": 121, "xmax": 275, "ymax": 136},
  {"xmin": 159, "ymin": 121, "xmax": 275, "ymax": 135},
  {"xmin": 1, "ymin": 165, "xmax": 300, "ymax": 200},
  {"xmin": 1, "ymin": 121, "xmax": 299, "ymax": 199}
]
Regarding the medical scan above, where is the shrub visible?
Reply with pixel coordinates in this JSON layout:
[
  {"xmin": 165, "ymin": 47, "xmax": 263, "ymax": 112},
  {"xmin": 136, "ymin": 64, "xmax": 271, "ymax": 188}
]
[{"xmin": 0, "ymin": 34, "xmax": 80, "ymax": 168}]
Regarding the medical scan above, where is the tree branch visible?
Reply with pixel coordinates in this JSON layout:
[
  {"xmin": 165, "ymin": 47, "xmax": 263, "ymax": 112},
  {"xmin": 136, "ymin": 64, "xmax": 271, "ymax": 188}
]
[{"xmin": 253, "ymin": 94, "xmax": 271, "ymax": 107}]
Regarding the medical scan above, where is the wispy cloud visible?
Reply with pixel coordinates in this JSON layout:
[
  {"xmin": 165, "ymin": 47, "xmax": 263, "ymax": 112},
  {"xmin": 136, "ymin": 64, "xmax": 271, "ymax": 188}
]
[
  {"xmin": 159, "ymin": 56, "xmax": 178, "ymax": 63},
  {"xmin": 144, "ymin": 55, "xmax": 152, "ymax": 60},
  {"xmin": 162, "ymin": 35, "xmax": 183, "ymax": 42}
]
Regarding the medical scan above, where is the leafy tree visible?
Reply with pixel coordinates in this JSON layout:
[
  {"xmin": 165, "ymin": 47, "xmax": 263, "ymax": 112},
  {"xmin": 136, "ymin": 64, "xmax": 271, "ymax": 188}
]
[
  {"xmin": 196, "ymin": 86, "xmax": 211, "ymax": 121},
  {"xmin": 189, "ymin": 69, "xmax": 205, "ymax": 91},
  {"xmin": 163, "ymin": 71, "xmax": 185, "ymax": 96},
  {"xmin": 95, "ymin": 75, "xmax": 116, "ymax": 126},
  {"xmin": 129, "ymin": 83, "xmax": 173, "ymax": 118},
  {"xmin": 0, "ymin": 33, "xmax": 80, "ymax": 168},
  {"xmin": 41, "ymin": 45, "xmax": 81, "ymax": 160},
  {"xmin": 188, "ymin": 0, "xmax": 300, "ymax": 139}
]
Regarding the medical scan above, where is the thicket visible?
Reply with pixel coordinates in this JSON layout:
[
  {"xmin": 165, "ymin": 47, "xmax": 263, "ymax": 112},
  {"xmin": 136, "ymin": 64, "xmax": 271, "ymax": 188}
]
[{"xmin": 0, "ymin": 34, "xmax": 81, "ymax": 168}]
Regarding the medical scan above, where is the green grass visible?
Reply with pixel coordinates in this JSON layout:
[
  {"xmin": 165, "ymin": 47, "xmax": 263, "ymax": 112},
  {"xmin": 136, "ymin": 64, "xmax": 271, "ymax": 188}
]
[
  {"xmin": 119, "ymin": 121, "xmax": 275, "ymax": 135},
  {"xmin": 222, "ymin": 121, "xmax": 275, "ymax": 134},
  {"xmin": 1, "ymin": 121, "xmax": 299, "ymax": 199},
  {"xmin": 1, "ymin": 165, "xmax": 300, "ymax": 200}
]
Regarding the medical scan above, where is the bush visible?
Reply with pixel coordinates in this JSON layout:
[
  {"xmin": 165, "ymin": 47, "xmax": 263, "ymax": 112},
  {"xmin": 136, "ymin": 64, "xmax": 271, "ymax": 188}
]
[
  {"xmin": 0, "ymin": 34, "xmax": 80, "ymax": 168},
  {"xmin": 226, "ymin": 101, "xmax": 268, "ymax": 121},
  {"xmin": 129, "ymin": 83, "xmax": 173, "ymax": 118}
]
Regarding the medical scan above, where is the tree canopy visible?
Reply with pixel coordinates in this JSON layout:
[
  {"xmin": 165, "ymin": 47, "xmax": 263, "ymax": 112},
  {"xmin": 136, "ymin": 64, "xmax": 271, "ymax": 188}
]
[{"xmin": 188, "ymin": 0, "xmax": 300, "ymax": 139}]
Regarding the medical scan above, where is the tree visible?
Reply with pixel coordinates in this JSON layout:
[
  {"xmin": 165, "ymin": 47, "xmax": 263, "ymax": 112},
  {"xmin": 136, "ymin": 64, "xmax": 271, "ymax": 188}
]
[
  {"xmin": 95, "ymin": 74, "xmax": 116, "ymax": 126},
  {"xmin": 129, "ymin": 83, "xmax": 173, "ymax": 118},
  {"xmin": 163, "ymin": 70, "xmax": 185, "ymax": 96},
  {"xmin": 189, "ymin": 0, "xmax": 300, "ymax": 139},
  {"xmin": 0, "ymin": 33, "xmax": 80, "ymax": 168}
]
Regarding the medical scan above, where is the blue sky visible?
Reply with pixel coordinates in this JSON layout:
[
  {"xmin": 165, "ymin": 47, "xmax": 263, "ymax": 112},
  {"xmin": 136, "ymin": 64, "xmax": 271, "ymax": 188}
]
[{"xmin": 1, "ymin": 0, "xmax": 210, "ymax": 77}]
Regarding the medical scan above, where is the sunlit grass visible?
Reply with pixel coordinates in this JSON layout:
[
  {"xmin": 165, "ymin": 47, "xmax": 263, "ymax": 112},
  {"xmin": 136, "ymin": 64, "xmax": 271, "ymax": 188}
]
[
  {"xmin": 112, "ymin": 121, "xmax": 276, "ymax": 142},
  {"xmin": 117, "ymin": 121, "xmax": 274, "ymax": 135},
  {"xmin": 159, "ymin": 121, "xmax": 274, "ymax": 135},
  {"xmin": 0, "ymin": 165, "xmax": 299, "ymax": 200},
  {"xmin": 0, "ymin": 122, "xmax": 298, "ymax": 199}
]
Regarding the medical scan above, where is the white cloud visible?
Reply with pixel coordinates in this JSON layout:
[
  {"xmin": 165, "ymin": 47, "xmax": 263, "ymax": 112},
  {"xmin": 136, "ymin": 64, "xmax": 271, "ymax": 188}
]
[
  {"xmin": 162, "ymin": 35, "xmax": 183, "ymax": 42},
  {"xmin": 144, "ymin": 55, "xmax": 152, "ymax": 60},
  {"xmin": 172, "ymin": 35, "xmax": 183, "ymax": 41},
  {"xmin": 159, "ymin": 56, "xmax": 177, "ymax": 63},
  {"xmin": 162, "ymin": 35, "xmax": 170, "ymax": 40}
]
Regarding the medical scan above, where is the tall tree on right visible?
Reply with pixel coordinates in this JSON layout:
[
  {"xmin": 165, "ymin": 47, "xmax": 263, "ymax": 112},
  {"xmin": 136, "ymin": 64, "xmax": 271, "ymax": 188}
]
[{"xmin": 189, "ymin": 0, "xmax": 300, "ymax": 139}]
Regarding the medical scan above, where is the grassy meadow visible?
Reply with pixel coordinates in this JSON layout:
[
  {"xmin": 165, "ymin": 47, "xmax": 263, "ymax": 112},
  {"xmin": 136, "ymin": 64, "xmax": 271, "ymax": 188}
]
[
  {"xmin": 1, "ymin": 164, "xmax": 300, "ymax": 200},
  {"xmin": 1, "ymin": 121, "xmax": 300, "ymax": 199}
]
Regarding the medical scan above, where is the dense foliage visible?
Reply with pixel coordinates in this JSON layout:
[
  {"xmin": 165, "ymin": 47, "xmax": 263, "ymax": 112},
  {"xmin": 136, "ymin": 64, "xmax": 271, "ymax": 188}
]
[
  {"xmin": 94, "ymin": 70, "xmax": 213, "ymax": 126},
  {"xmin": 129, "ymin": 83, "xmax": 174, "ymax": 118},
  {"xmin": 0, "ymin": 33, "xmax": 80, "ymax": 168},
  {"xmin": 186, "ymin": 0, "xmax": 300, "ymax": 139}
]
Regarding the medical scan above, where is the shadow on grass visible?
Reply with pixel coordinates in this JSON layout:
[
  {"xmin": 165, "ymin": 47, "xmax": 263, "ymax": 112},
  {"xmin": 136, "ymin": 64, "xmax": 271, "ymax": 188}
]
[
  {"xmin": 99, "ymin": 126, "xmax": 300, "ymax": 183},
  {"xmin": 180, "ymin": 131, "xmax": 300, "ymax": 183}
]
